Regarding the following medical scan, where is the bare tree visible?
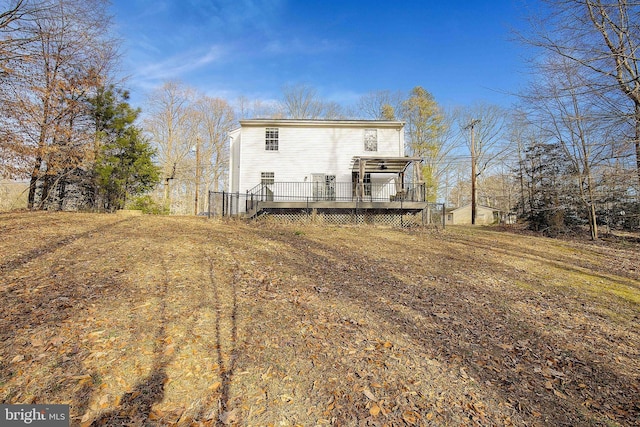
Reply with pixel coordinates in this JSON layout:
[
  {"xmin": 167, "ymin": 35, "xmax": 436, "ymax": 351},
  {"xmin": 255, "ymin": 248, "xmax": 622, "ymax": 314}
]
[
  {"xmin": 523, "ymin": 54, "xmax": 614, "ymax": 239},
  {"xmin": 356, "ymin": 90, "xmax": 404, "ymax": 120},
  {"xmin": 194, "ymin": 95, "xmax": 235, "ymax": 212},
  {"xmin": 281, "ymin": 83, "xmax": 323, "ymax": 119},
  {"xmin": 280, "ymin": 83, "xmax": 344, "ymax": 119},
  {"xmin": 235, "ymin": 95, "xmax": 282, "ymax": 119},
  {"xmin": 0, "ymin": 0, "xmax": 119, "ymax": 208},
  {"xmin": 145, "ymin": 82, "xmax": 237, "ymax": 214},
  {"xmin": 525, "ymin": 0, "xmax": 640, "ymax": 188},
  {"xmin": 457, "ymin": 103, "xmax": 509, "ymax": 223},
  {"xmin": 144, "ymin": 81, "xmax": 198, "ymax": 213},
  {"xmin": 0, "ymin": 0, "xmax": 31, "ymax": 70}
]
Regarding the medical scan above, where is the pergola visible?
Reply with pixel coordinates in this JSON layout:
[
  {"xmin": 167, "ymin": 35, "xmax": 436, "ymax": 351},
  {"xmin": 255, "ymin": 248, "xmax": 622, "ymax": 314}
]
[{"xmin": 351, "ymin": 156, "xmax": 423, "ymax": 200}]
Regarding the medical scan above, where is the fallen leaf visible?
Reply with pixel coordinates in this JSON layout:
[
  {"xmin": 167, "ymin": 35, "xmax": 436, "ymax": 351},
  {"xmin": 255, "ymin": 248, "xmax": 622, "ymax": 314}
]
[
  {"xmin": 553, "ymin": 389, "xmax": 568, "ymax": 399},
  {"xmin": 403, "ymin": 411, "xmax": 418, "ymax": 424},
  {"xmin": 460, "ymin": 367, "xmax": 469, "ymax": 379},
  {"xmin": 548, "ymin": 368, "xmax": 565, "ymax": 378},
  {"xmin": 369, "ymin": 403, "xmax": 381, "ymax": 417},
  {"xmin": 219, "ymin": 409, "xmax": 238, "ymax": 425},
  {"xmin": 363, "ymin": 388, "xmax": 377, "ymax": 401},
  {"xmin": 11, "ymin": 355, "xmax": 24, "ymax": 363}
]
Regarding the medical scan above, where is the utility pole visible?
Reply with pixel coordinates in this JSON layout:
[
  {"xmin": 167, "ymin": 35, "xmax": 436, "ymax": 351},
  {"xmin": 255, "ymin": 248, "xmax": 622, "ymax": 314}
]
[
  {"xmin": 465, "ymin": 119, "xmax": 481, "ymax": 225},
  {"xmin": 194, "ymin": 137, "xmax": 201, "ymax": 215}
]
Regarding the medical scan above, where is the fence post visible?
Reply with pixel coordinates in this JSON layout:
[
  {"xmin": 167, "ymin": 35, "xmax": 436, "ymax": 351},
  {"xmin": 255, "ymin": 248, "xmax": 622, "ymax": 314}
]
[
  {"xmin": 222, "ymin": 191, "xmax": 226, "ymax": 217},
  {"xmin": 207, "ymin": 191, "xmax": 211, "ymax": 219},
  {"xmin": 442, "ymin": 203, "xmax": 446, "ymax": 229}
]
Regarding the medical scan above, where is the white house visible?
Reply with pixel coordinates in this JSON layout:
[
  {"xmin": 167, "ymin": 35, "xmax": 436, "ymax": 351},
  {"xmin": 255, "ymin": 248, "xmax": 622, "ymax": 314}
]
[{"xmin": 228, "ymin": 119, "xmax": 426, "ymax": 216}]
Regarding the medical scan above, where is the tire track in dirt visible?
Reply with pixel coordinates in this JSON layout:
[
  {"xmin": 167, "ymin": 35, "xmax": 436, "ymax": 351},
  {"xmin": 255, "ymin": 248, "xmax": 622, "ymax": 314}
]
[
  {"xmin": 187, "ymin": 254, "xmax": 241, "ymax": 426},
  {"xmin": 256, "ymin": 228, "xmax": 638, "ymax": 426},
  {"xmin": 87, "ymin": 259, "xmax": 176, "ymax": 426},
  {"xmin": 250, "ymin": 228, "xmax": 520, "ymax": 425},
  {"xmin": 0, "ymin": 217, "xmax": 132, "ymax": 275},
  {"xmin": 442, "ymin": 232, "xmax": 640, "ymax": 285}
]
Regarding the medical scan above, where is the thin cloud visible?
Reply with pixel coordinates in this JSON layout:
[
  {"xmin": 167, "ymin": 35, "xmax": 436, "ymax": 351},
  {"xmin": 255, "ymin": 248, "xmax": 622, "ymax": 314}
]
[
  {"xmin": 264, "ymin": 37, "xmax": 343, "ymax": 56},
  {"xmin": 133, "ymin": 44, "xmax": 226, "ymax": 83}
]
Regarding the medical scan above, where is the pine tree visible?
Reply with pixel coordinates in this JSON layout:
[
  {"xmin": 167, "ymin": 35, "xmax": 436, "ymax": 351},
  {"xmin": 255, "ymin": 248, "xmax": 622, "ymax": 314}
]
[{"xmin": 90, "ymin": 86, "xmax": 159, "ymax": 211}]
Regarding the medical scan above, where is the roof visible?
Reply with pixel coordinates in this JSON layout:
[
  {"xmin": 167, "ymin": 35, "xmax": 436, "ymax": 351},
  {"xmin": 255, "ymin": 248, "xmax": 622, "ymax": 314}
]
[
  {"xmin": 239, "ymin": 118, "xmax": 405, "ymax": 129},
  {"xmin": 448, "ymin": 204, "xmax": 501, "ymax": 213},
  {"xmin": 351, "ymin": 156, "xmax": 422, "ymax": 174}
]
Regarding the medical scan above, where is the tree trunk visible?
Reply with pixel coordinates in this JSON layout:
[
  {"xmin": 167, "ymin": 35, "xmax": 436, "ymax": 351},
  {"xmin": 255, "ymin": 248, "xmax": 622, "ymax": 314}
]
[
  {"xmin": 635, "ymin": 102, "xmax": 640, "ymax": 191},
  {"xmin": 27, "ymin": 156, "xmax": 42, "ymax": 209},
  {"xmin": 57, "ymin": 175, "xmax": 67, "ymax": 211},
  {"xmin": 38, "ymin": 173, "xmax": 53, "ymax": 210},
  {"xmin": 588, "ymin": 203, "xmax": 598, "ymax": 240}
]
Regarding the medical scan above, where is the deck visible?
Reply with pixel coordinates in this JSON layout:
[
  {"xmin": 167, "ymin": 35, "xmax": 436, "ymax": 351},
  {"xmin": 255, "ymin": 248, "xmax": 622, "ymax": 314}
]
[{"xmin": 238, "ymin": 181, "xmax": 433, "ymax": 225}]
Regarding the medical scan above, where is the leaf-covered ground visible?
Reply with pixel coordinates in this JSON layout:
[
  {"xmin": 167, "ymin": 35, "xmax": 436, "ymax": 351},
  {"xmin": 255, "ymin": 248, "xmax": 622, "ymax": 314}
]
[{"xmin": 0, "ymin": 212, "xmax": 638, "ymax": 426}]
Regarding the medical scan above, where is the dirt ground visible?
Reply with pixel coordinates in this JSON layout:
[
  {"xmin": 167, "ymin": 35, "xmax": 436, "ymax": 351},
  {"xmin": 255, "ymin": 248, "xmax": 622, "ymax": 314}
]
[{"xmin": 0, "ymin": 212, "xmax": 638, "ymax": 426}]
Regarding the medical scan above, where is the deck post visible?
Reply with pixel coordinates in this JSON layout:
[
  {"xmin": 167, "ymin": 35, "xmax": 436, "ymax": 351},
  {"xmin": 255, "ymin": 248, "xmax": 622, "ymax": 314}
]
[{"xmin": 359, "ymin": 159, "xmax": 366, "ymax": 202}]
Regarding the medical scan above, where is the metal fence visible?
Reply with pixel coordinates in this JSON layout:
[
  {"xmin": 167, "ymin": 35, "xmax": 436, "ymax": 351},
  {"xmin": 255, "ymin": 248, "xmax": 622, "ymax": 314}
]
[{"xmin": 246, "ymin": 181, "xmax": 426, "ymax": 203}]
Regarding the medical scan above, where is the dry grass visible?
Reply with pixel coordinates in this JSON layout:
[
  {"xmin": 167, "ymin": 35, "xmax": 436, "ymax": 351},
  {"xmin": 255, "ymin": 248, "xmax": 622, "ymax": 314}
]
[
  {"xmin": 0, "ymin": 180, "xmax": 28, "ymax": 211},
  {"xmin": 0, "ymin": 212, "xmax": 638, "ymax": 426}
]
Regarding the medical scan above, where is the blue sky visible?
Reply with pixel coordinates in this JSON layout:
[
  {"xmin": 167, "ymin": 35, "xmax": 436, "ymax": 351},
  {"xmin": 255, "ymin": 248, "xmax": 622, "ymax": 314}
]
[{"xmin": 110, "ymin": 0, "xmax": 534, "ymax": 112}]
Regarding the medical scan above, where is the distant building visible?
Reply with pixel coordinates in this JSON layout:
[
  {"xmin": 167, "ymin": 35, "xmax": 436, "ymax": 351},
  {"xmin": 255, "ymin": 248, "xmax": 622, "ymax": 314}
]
[{"xmin": 446, "ymin": 204, "xmax": 500, "ymax": 225}]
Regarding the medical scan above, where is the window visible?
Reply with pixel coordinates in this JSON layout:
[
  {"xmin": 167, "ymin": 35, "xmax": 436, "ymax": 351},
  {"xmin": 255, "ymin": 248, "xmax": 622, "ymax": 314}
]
[
  {"xmin": 364, "ymin": 129, "xmax": 377, "ymax": 151},
  {"xmin": 261, "ymin": 172, "xmax": 275, "ymax": 185},
  {"xmin": 265, "ymin": 128, "xmax": 279, "ymax": 151},
  {"xmin": 363, "ymin": 173, "xmax": 371, "ymax": 196}
]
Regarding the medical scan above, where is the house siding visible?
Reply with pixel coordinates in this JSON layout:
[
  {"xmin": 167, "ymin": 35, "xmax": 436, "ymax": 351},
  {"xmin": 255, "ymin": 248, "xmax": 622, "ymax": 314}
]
[
  {"xmin": 232, "ymin": 120, "xmax": 405, "ymax": 196},
  {"xmin": 446, "ymin": 204, "xmax": 499, "ymax": 225},
  {"xmin": 229, "ymin": 128, "xmax": 241, "ymax": 194}
]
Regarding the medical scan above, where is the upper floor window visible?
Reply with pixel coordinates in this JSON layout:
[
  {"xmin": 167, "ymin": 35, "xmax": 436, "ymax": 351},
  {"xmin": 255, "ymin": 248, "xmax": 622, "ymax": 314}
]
[
  {"xmin": 364, "ymin": 129, "xmax": 377, "ymax": 151},
  {"xmin": 265, "ymin": 128, "xmax": 279, "ymax": 151}
]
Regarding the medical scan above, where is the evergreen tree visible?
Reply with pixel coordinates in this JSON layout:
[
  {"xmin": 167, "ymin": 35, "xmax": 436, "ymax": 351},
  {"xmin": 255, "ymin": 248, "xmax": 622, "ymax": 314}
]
[
  {"xmin": 518, "ymin": 141, "xmax": 583, "ymax": 235},
  {"xmin": 90, "ymin": 86, "xmax": 160, "ymax": 211}
]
